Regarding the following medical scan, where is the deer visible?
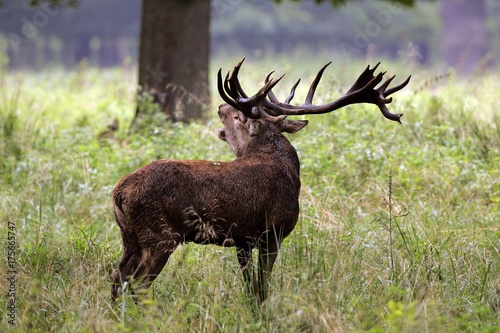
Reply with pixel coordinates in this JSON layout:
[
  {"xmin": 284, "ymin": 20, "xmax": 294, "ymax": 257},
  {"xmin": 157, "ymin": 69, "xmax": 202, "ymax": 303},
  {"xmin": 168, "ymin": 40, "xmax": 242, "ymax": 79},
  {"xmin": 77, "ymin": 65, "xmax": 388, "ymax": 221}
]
[{"xmin": 111, "ymin": 59, "xmax": 410, "ymax": 303}]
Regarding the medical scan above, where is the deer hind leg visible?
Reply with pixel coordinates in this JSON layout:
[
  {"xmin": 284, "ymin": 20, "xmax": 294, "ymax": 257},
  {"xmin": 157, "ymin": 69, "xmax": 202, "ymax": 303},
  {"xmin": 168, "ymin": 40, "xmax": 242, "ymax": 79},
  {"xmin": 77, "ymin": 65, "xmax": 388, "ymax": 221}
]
[
  {"xmin": 236, "ymin": 243, "xmax": 257, "ymax": 297},
  {"xmin": 130, "ymin": 249, "xmax": 172, "ymax": 300},
  {"xmin": 130, "ymin": 232, "xmax": 178, "ymax": 299},
  {"xmin": 112, "ymin": 209, "xmax": 142, "ymax": 302},
  {"xmin": 111, "ymin": 233, "xmax": 141, "ymax": 302}
]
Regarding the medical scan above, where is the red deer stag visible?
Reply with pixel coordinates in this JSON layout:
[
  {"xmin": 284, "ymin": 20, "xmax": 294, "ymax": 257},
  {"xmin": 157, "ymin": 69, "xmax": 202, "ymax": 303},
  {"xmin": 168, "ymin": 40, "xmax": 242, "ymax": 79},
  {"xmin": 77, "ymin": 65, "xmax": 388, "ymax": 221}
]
[{"xmin": 111, "ymin": 59, "xmax": 410, "ymax": 303}]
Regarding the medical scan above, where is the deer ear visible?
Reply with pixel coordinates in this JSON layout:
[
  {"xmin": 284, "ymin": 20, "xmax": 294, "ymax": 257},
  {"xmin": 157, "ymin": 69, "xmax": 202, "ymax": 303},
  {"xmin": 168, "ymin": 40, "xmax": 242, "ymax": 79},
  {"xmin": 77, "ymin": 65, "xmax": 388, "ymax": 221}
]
[{"xmin": 280, "ymin": 119, "xmax": 308, "ymax": 134}]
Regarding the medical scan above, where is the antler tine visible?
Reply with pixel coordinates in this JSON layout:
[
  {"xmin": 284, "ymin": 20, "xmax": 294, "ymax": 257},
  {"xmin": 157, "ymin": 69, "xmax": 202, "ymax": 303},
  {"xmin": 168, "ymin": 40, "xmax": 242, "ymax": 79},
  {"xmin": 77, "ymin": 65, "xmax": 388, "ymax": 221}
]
[
  {"xmin": 304, "ymin": 62, "xmax": 332, "ymax": 105},
  {"xmin": 370, "ymin": 62, "xmax": 381, "ymax": 73},
  {"xmin": 284, "ymin": 79, "xmax": 301, "ymax": 104},
  {"xmin": 265, "ymin": 71, "xmax": 275, "ymax": 83},
  {"xmin": 217, "ymin": 69, "xmax": 239, "ymax": 109},
  {"xmin": 377, "ymin": 74, "xmax": 396, "ymax": 94},
  {"xmin": 265, "ymin": 71, "xmax": 280, "ymax": 104},
  {"xmin": 346, "ymin": 62, "xmax": 382, "ymax": 94},
  {"xmin": 223, "ymin": 71, "xmax": 237, "ymax": 99},
  {"xmin": 263, "ymin": 74, "xmax": 285, "ymax": 94},
  {"xmin": 379, "ymin": 104, "xmax": 403, "ymax": 123},
  {"xmin": 265, "ymin": 71, "xmax": 302, "ymax": 106},
  {"xmin": 241, "ymin": 74, "xmax": 284, "ymax": 104},
  {"xmin": 384, "ymin": 75, "xmax": 411, "ymax": 97},
  {"xmin": 264, "ymin": 71, "xmax": 301, "ymax": 105},
  {"xmin": 228, "ymin": 58, "xmax": 249, "ymax": 99}
]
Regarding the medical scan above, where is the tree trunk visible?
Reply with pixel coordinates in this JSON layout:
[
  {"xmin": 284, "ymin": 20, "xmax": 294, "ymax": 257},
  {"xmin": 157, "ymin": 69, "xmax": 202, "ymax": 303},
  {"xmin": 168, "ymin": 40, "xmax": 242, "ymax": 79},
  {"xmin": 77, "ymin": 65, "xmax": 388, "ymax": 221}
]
[
  {"xmin": 135, "ymin": 0, "xmax": 210, "ymax": 124},
  {"xmin": 440, "ymin": 0, "xmax": 491, "ymax": 75}
]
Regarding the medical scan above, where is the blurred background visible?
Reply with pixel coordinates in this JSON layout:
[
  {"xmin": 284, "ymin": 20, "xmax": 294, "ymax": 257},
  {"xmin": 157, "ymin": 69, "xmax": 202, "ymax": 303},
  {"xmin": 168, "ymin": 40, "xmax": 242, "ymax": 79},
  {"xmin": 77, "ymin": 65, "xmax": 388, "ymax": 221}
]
[{"xmin": 0, "ymin": 0, "xmax": 498, "ymax": 73}]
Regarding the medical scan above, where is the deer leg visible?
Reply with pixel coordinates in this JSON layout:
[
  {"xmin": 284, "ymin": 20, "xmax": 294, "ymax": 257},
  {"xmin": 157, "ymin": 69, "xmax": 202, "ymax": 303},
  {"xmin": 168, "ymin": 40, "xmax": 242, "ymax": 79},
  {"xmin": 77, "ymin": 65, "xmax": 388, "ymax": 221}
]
[
  {"xmin": 257, "ymin": 232, "xmax": 282, "ymax": 303},
  {"xmin": 236, "ymin": 244, "xmax": 257, "ymax": 297},
  {"xmin": 130, "ymin": 245, "xmax": 175, "ymax": 300},
  {"xmin": 111, "ymin": 213, "xmax": 142, "ymax": 302},
  {"xmin": 111, "ymin": 249, "xmax": 141, "ymax": 302}
]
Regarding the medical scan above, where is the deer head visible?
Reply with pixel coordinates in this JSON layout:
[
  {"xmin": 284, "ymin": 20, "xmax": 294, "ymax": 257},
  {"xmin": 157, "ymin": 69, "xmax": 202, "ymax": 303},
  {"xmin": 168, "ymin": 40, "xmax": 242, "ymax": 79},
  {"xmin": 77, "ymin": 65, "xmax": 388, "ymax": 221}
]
[{"xmin": 218, "ymin": 103, "xmax": 308, "ymax": 157}]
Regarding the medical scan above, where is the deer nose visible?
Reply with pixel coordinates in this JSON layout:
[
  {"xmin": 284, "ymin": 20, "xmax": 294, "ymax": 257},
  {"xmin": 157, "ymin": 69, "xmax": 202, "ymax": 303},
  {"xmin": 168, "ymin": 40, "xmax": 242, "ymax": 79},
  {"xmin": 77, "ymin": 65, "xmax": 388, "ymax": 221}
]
[{"xmin": 218, "ymin": 129, "xmax": 226, "ymax": 141}]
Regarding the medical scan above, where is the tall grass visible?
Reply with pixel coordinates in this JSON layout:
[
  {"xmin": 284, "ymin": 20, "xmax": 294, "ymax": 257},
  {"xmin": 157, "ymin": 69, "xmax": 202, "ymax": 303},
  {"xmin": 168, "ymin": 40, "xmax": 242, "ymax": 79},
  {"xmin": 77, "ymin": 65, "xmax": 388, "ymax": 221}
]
[{"xmin": 1, "ymin": 61, "xmax": 499, "ymax": 332}]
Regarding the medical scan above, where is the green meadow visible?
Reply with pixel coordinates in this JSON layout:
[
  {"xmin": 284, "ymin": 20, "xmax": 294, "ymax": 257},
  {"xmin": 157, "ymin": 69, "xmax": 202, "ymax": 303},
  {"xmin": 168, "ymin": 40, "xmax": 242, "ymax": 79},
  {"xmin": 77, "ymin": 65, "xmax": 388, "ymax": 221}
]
[{"xmin": 1, "ymin": 59, "xmax": 499, "ymax": 332}]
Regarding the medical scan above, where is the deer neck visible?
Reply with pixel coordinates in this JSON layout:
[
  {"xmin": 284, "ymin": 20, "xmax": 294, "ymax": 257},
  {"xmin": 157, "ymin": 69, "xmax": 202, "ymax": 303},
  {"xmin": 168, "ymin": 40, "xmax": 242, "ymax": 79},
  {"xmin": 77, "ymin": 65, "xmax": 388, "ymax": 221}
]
[{"xmin": 243, "ymin": 133, "xmax": 301, "ymax": 191}]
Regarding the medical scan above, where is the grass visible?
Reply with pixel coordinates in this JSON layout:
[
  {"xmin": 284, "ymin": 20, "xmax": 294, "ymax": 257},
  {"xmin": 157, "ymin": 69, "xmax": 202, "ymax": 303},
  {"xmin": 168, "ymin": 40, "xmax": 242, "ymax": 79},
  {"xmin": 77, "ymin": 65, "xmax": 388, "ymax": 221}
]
[{"xmin": 1, "ymin": 59, "xmax": 499, "ymax": 332}]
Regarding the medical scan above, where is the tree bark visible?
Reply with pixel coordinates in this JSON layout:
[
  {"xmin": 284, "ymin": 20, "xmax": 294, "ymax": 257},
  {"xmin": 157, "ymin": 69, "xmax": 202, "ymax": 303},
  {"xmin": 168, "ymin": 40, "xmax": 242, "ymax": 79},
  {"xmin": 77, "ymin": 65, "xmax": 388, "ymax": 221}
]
[
  {"xmin": 440, "ymin": 0, "xmax": 491, "ymax": 75},
  {"xmin": 136, "ymin": 0, "xmax": 210, "ymax": 123}
]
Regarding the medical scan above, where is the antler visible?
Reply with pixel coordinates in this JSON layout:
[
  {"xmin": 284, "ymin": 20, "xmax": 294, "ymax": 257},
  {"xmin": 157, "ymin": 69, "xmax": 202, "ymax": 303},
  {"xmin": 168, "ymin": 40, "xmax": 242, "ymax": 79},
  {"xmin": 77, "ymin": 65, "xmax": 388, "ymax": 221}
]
[{"xmin": 217, "ymin": 58, "xmax": 411, "ymax": 123}]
